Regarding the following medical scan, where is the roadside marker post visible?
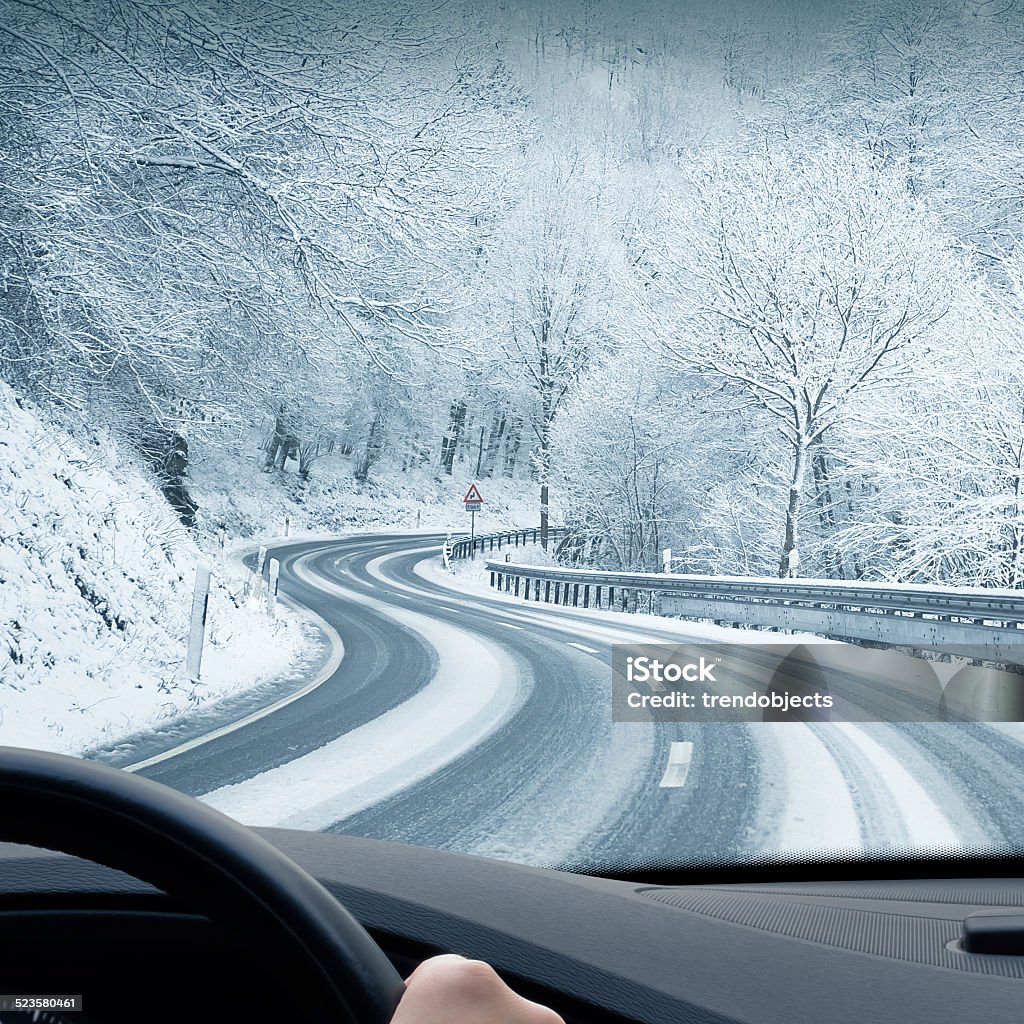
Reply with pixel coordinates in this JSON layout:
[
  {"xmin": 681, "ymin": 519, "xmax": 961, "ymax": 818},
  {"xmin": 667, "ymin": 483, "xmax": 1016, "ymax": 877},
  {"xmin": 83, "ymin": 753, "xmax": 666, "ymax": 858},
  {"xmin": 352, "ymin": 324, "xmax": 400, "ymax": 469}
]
[
  {"xmin": 662, "ymin": 547, "xmax": 690, "ymax": 574},
  {"xmin": 249, "ymin": 545, "xmax": 268, "ymax": 605},
  {"xmin": 186, "ymin": 563, "xmax": 211, "ymax": 682},
  {"xmin": 267, "ymin": 557, "xmax": 280, "ymax": 618}
]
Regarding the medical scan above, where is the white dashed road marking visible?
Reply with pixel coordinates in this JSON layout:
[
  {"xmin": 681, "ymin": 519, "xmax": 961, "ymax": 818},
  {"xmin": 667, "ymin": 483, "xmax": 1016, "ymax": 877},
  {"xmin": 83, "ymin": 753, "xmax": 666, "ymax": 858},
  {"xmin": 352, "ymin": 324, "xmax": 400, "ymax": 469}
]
[
  {"xmin": 567, "ymin": 641, "xmax": 599, "ymax": 654},
  {"xmin": 659, "ymin": 741, "xmax": 694, "ymax": 788}
]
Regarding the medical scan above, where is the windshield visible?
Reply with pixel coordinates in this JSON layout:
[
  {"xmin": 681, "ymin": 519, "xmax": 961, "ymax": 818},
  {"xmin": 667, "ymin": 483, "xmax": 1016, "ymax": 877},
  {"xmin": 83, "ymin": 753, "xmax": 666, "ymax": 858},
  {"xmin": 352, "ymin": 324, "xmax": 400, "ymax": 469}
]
[{"xmin": 2, "ymin": 0, "xmax": 1024, "ymax": 877}]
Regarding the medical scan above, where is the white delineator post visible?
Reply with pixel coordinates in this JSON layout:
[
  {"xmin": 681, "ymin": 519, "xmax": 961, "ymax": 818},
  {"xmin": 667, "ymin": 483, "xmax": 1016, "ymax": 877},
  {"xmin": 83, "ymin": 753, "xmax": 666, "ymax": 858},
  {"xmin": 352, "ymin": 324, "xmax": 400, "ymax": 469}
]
[
  {"xmin": 186, "ymin": 563, "xmax": 212, "ymax": 682},
  {"xmin": 249, "ymin": 545, "xmax": 268, "ymax": 605},
  {"xmin": 787, "ymin": 547, "xmax": 800, "ymax": 579},
  {"xmin": 267, "ymin": 557, "xmax": 280, "ymax": 618}
]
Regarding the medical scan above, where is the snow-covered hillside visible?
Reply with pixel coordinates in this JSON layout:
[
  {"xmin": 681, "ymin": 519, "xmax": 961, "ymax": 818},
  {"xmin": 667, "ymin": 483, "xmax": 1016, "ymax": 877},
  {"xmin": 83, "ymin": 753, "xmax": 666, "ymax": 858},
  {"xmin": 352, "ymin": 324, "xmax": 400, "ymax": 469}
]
[
  {"xmin": 189, "ymin": 439, "xmax": 539, "ymax": 542},
  {"xmin": 0, "ymin": 384, "xmax": 310, "ymax": 754}
]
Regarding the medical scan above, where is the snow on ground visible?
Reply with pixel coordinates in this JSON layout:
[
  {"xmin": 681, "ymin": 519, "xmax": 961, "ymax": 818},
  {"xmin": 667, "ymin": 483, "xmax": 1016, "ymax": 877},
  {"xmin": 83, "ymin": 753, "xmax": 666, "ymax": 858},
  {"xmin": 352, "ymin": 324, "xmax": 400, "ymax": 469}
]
[
  {"xmin": 747, "ymin": 723, "xmax": 862, "ymax": 853},
  {"xmin": 0, "ymin": 384, "xmax": 311, "ymax": 755},
  {"xmin": 827, "ymin": 724, "xmax": 962, "ymax": 847},
  {"xmin": 0, "ymin": 382, "xmax": 533, "ymax": 760},
  {"xmin": 360, "ymin": 543, "xmax": 659, "ymax": 865}
]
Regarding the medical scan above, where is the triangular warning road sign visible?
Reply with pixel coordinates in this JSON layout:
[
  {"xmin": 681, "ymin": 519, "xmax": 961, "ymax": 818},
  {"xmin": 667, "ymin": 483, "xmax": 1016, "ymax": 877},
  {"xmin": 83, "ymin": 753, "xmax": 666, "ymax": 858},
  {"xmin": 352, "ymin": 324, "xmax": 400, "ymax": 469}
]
[{"xmin": 463, "ymin": 483, "xmax": 485, "ymax": 503}]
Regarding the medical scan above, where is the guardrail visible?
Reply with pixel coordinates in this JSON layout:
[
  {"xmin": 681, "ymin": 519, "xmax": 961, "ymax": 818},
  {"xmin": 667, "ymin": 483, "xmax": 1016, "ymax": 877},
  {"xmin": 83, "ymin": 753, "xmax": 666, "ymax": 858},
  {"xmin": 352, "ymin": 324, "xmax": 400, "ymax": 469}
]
[
  {"xmin": 449, "ymin": 526, "xmax": 569, "ymax": 560},
  {"xmin": 485, "ymin": 561, "xmax": 1024, "ymax": 661}
]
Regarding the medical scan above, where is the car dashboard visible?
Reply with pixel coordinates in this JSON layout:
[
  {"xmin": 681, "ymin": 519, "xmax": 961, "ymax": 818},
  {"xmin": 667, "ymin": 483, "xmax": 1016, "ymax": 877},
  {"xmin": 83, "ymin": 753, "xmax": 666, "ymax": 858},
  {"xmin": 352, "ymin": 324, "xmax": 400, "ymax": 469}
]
[{"xmin": 0, "ymin": 831, "xmax": 1021, "ymax": 1024}]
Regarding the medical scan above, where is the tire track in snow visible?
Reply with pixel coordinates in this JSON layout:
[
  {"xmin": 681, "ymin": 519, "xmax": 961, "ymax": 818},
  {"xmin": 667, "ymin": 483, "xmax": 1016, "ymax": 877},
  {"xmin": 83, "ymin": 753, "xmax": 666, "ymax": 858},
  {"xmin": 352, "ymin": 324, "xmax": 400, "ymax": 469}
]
[{"xmin": 329, "ymin": 545, "xmax": 762, "ymax": 869}]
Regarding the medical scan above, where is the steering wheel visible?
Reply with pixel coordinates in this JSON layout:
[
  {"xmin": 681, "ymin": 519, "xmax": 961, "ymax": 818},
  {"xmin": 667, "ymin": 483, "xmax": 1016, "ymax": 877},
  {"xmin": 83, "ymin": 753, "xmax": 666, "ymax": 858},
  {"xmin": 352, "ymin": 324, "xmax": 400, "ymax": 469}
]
[{"xmin": 0, "ymin": 746, "xmax": 406, "ymax": 1023}]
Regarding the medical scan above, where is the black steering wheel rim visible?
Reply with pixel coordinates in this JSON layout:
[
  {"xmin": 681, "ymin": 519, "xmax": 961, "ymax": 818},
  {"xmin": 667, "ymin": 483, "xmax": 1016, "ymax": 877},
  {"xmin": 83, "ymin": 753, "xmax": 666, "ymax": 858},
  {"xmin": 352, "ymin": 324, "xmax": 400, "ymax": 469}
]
[{"xmin": 0, "ymin": 746, "xmax": 405, "ymax": 1024}]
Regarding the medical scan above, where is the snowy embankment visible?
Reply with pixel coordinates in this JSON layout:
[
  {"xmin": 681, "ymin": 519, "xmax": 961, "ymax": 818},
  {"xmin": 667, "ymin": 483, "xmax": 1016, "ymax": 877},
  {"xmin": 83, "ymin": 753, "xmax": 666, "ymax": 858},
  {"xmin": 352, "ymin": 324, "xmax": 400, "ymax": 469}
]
[
  {"xmin": 189, "ymin": 439, "xmax": 538, "ymax": 541},
  {"xmin": 0, "ymin": 385, "xmax": 310, "ymax": 755}
]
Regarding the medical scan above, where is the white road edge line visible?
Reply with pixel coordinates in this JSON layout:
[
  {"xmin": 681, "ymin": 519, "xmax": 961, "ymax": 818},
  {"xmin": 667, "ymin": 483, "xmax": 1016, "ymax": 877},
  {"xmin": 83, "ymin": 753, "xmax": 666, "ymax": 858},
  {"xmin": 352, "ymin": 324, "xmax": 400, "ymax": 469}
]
[
  {"xmin": 123, "ymin": 553, "xmax": 344, "ymax": 773},
  {"xmin": 659, "ymin": 741, "xmax": 694, "ymax": 788},
  {"xmin": 567, "ymin": 641, "xmax": 599, "ymax": 654}
]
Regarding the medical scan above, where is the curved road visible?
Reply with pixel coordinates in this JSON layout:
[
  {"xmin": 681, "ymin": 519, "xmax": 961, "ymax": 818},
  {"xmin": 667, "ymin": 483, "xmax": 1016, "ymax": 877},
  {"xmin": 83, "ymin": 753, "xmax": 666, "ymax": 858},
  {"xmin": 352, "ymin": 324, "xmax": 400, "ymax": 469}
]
[{"xmin": 106, "ymin": 532, "xmax": 1024, "ymax": 870}]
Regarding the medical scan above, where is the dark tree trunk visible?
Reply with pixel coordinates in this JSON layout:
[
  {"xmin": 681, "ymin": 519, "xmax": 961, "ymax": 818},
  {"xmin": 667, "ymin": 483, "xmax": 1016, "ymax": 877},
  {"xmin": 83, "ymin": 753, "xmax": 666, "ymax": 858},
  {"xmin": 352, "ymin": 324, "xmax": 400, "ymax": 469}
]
[
  {"xmin": 538, "ymin": 414, "xmax": 553, "ymax": 550},
  {"xmin": 811, "ymin": 443, "xmax": 843, "ymax": 577},
  {"xmin": 355, "ymin": 412, "xmax": 385, "ymax": 483},
  {"xmin": 265, "ymin": 414, "xmax": 298, "ymax": 472},
  {"xmin": 474, "ymin": 425, "xmax": 485, "ymax": 477},
  {"xmin": 142, "ymin": 430, "xmax": 198, "ymax": 528},
  {"xmin": 502, "ymin": 416, "xmax": 522, "ymax": 477},
  {"xmin": 439, "ymin": 400, "xmax": 467, "ymax": 476},
  {"xmin": 779, "ymin": 439, "xmax": 808, "ymax": 578},
  {"xmin": 481, "ymin": 412, "xmax": 507, "ymax": 478}
]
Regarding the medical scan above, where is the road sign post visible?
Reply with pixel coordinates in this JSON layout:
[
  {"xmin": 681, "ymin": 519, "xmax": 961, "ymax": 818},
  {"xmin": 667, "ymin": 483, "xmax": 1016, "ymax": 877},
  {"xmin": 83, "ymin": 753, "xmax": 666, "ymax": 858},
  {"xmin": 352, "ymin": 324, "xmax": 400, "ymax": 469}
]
[{"xmin": 462, "ymin": 483, "xmax": 484, "ymax": 555}]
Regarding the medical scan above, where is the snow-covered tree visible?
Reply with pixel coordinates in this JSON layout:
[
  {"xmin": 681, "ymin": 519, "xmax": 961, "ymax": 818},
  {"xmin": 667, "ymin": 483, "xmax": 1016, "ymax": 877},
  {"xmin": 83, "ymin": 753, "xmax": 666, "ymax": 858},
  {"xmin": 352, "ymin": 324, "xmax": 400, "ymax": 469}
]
[
  {"xmin": 653, "ymin": 143, "xmax": 954, "ymax": 576},
  {"xmin": 833, "ymin": 252, "xmax": 1024, "ymax": 586},
  {"xmin": 552, "ymin": 354, "xmax": 690, "ymax": 570},
  {"xmin": 0, "ymin": 0, "xmax": 510, "ymax": 459},
  {"xmin": 486, "ymin": 144, "xmax": 634, "ymax": 546}
]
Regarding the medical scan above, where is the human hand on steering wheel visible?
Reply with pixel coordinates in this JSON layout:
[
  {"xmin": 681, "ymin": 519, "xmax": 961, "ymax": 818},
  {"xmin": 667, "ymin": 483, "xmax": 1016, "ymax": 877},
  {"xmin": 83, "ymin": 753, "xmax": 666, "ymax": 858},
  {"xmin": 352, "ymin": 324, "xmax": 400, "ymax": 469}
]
[
  {"xmin": 0, "ymin": 748, "xmax": 563, "ymax": 1024},
  {"xmin": 391, "ymin": 954, "xmax": 563, "ymax": 1024}
]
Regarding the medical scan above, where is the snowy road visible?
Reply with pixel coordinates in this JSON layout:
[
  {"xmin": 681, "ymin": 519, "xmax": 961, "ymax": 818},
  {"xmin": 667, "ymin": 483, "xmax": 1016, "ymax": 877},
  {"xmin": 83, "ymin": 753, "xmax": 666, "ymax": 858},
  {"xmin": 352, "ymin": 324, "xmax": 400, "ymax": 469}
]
[{"xmin": 124, "ymin": 533, "xmax": 1024, "ymax": 868}]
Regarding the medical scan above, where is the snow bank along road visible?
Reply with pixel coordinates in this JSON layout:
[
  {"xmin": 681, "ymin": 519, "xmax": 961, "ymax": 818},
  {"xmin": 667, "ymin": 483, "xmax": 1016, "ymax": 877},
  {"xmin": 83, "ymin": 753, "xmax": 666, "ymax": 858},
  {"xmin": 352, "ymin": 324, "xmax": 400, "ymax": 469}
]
[{"xmin": 128, "ymin": 533, "xmax": 1024, "ymax": 868}]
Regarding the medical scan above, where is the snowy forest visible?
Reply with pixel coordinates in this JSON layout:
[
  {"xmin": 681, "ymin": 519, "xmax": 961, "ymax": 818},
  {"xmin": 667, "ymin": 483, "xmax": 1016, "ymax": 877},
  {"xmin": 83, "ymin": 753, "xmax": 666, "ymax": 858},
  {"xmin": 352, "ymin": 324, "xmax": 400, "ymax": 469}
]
[{"xmin": 3, "ymin": 0, "xmax": 1024, "ymax": 587}]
